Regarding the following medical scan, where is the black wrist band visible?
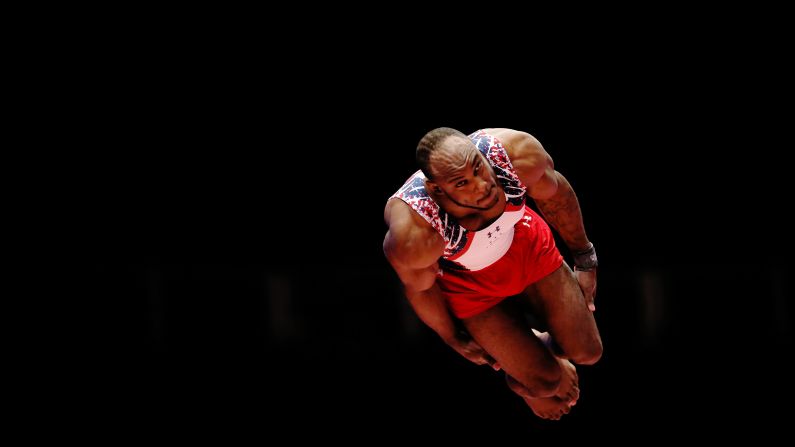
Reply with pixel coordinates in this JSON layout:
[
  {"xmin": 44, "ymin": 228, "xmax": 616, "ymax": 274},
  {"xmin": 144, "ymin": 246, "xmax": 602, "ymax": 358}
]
[{"xmin": 573, "ymin": 242, "xmax": 598, "ymax": 270}]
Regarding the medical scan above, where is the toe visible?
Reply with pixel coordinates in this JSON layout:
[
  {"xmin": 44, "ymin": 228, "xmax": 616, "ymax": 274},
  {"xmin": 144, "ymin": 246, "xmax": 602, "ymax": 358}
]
[{"xmin": 569, "ymin": 385, "xmax": 580, "ymax": 403}]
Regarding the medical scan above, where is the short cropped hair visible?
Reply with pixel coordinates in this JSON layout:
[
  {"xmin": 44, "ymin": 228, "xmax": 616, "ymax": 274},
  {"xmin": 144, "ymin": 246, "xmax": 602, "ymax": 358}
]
[{"xmin": 416, "ymin": 127, "xmax": 468, "ymax": 180}]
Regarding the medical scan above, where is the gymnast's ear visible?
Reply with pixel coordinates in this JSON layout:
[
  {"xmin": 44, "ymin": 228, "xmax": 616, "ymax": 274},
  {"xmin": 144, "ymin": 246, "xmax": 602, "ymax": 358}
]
[{"xmin": 425, "ymin": 179, "xmax": 442, "ymax": 194}]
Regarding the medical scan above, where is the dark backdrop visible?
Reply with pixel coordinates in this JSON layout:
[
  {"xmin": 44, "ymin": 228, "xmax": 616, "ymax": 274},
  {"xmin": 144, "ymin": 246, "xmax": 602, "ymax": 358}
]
[{"xmin": 66, "ymin": 48, "xmax": 793, "ymax": 442}]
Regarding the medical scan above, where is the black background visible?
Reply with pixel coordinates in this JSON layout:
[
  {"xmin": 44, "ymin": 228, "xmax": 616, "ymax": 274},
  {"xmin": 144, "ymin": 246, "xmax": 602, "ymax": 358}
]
[{"xmin": 50, "ymin": 30, "xmax": 793, "ymax": 442}]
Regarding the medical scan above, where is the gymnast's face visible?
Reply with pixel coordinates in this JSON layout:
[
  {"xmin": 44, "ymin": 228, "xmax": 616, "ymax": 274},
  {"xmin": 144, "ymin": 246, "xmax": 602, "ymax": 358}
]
[{"xmin": 426, "ymin": 137, "xmax": 500, "ymax": 211}]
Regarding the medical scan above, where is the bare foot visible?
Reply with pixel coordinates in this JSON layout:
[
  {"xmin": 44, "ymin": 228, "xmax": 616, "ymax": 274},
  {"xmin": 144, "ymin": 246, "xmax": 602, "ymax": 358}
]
[
  {"xmin": 555, "ymin": 357, "xmax": 579, "ymax": 405},
  {"xmin": 506, "ymin": 375, "xmax": 574, "ymax": 420},
  {"xmin": 505, "ymin": 358, "xmax": 579, "ymax": 420},
  {"xmin": 523, "ymin": 396, "xmax": 572, "ymax": 420}
]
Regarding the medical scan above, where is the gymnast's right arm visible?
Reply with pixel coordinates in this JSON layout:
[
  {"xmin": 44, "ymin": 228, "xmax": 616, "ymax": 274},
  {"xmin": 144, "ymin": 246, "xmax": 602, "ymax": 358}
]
[{"xmin": 383, "ymin": 199, "xmax": 499, "ymax": 369}]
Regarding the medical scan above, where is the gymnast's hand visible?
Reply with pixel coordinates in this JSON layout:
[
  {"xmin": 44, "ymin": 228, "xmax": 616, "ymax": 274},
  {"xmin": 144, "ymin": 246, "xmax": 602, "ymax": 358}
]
[{"xmin": 574, "ymin": 268, "xmax": 597, "ymax": 312}]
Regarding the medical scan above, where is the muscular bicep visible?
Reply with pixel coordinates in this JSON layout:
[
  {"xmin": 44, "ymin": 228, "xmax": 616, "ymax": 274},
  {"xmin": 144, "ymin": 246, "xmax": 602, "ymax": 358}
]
[
  {"xmin": 384, "ymin": 242, "xmax": 441, "ymax": 292},
  {"xmin": 526, "ymin": 167, "xmax": 560, "ymax": 200},
  {"xmin": 383, "ymin": 199, "xmax": 445, "ymax": 292},
  {"xmin": 507, "ymin": 132, "xmax": 560, "ymax": 200}
]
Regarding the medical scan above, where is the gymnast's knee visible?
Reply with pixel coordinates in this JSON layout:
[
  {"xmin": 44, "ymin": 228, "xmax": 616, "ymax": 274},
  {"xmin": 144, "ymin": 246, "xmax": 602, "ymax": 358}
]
[{"xmin": 569, "ymin": 339, "xmax": 603, "ymax": 365}]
